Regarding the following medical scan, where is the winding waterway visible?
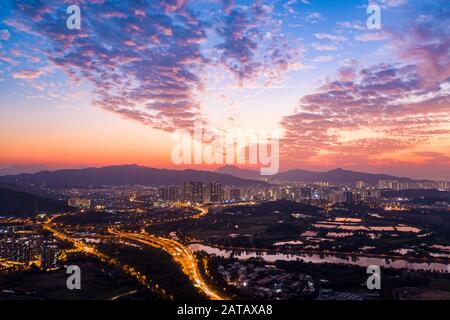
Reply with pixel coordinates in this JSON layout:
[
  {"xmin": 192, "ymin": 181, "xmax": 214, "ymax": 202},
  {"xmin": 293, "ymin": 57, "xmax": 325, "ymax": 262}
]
[{"xmin": 189, "ymin": 243, "xmax": 450, "ymax": 273}]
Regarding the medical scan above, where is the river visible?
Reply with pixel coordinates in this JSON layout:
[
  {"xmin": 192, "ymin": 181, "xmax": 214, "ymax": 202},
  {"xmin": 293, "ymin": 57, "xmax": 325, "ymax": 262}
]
[{"xmin": 189, "ymin": 243, "xmax": 450, "ymax": 273}]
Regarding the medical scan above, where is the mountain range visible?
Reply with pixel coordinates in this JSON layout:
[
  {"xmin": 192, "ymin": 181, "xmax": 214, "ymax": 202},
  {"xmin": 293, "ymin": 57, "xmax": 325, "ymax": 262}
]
[
  {"xmin": 0, "ymin": 165, "xmax": 269, "ymax": 188},
  {"xmin": 0, "ymin": 164, "xmax": 431, "ymax": 188},
  {"xmin": 215, "ymin": 166, "xmax": 425, "ymax": 184}
]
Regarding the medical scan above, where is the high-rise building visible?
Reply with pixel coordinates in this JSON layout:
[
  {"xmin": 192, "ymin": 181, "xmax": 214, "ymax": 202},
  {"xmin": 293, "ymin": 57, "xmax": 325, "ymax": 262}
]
[
  {"xmin": 439, "ymin": 181, "xmax": 450, "ymax": 191},
  {"xmin": 379, "ymin": 180, "xmax": 402, "ymax": 190},
  {"xmin": 343, "ymin": 191, "xmax": 353, "ymax": 204},
  {"xmin": 184, "ymin": 181, "xmax": 204, "ymax": 204},
  {"xmin": 368, "ymin": 189, "xmax": 381, "ymax": 200},
  {"xmin": 356, "ymin": 181, "xmax": 365, "ymax": 189},
  {"xmin": 159, "ymin": 186, "xmax": 178, "ymax": 201},
  {"xmin": 230, "ymin": 188, "xmax": 241, "ymax": 201},
  {"xmin": 328, "ymin": 190, "xmax": 354, "ymax": 204},
  {"xmin": 209, "ymin": 181, "xmax": 222, "ymax": 203},
  {"xmin": 0, "ymin": 235, "xmax": 43, "ymax": 263},
  {"xmin": 41, "ymin": 241, "xmax": 60, "ymax": 270},
  {"xmin": 300, "ymin": 187, "xmax": 312, "ymax": 200},
  {"xmin": 328, "ymin": 191, "xmax": 341, "ymax": 204}
]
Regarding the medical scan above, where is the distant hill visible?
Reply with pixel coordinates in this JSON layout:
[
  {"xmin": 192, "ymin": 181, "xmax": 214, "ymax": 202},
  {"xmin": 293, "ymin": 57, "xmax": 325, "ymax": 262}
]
[
  {"xmin": 0, "ymin": 182, "xmax": 58, "ymax": 199},
  {"xmin": 0, "ymin": 164, "xmax": 48, "ymax": 176},
  {"xmin": 0, "ymin": 165, "xmax": 269, "ymax": 188},
  {"xmin": 215, "ymin": 166, "xmax": 262, "ymax": 180},
  {"xmin": 0, "ymin": 188, "xmax": 74, "ymax": 217},
  {"xmin": 274, "ymin": 168, "xmax": 417, "ymax": 184},
  {"xmin": 216, "ymin": 166, "xmax": 420, "ymax": 184}
]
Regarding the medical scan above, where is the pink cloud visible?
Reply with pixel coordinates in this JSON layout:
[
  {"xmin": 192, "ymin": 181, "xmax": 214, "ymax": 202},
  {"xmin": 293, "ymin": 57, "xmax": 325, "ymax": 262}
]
[
  {"xmin": 0, "ymin": 29, "xmax": 11, "ymax": 41},
  {"xmin": 12, "ymin": 68, "xmax": 47, "ymax": 79}
]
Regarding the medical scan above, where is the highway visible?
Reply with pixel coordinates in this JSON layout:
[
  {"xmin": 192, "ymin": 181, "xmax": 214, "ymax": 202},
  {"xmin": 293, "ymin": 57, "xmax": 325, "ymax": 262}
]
[
  {"xmin": 43, "ymin": 207, "xmax": 225, "ymax": 300},
  {"xmin": 191, "ymin": 205, "xmax": 208, "ymax": 219},
  {"xmin": 109, "ymin": 228, "xmax": 225, "ymax": 300},
  {"xmin": 109, "ymin": 289, "xmax": 138, "ymax": 300},
  {"xmin": 43, "ymin": 215, "xmax": 167, "ymax": 298}
]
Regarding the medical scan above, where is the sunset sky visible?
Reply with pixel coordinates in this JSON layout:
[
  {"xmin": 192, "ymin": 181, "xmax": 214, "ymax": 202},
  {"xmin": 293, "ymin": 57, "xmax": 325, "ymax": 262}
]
[{"xmin": 0, "ymin": 0, "xmax": 449, "ymax": 180}]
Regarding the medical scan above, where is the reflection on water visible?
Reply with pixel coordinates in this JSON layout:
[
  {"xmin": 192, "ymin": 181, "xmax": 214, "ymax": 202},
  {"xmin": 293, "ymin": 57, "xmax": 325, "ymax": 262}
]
[{"xmin": 190, "ymin": 243, "xmax": 450, "ymax": 273}]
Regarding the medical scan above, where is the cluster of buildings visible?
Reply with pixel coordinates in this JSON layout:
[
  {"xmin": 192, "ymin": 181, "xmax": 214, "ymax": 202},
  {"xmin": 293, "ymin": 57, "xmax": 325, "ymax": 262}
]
[
  {"xmin": 0, "ymin": 226, "xmax": 60, "ymax": 270},
  {"xmin": 378, "ymin": 180, "xmax": 450, "ymax": 191},
  {"xmin": 217, "ymin": 261, "xmax": 316, "ymax": 299},
  {"xmin": 53, "ymin": 185, "xmax": 159, "ymax": 212},
  {"xmin": 52, "ymin": 177, "xmax": 450, "ymax": 211},
  {"xmin": 157, "ymin": 181, "xmax": 367, "ymax": 206},
  {"xmin": 154, "ymin": 178, "xmax": 450, "ymax": 207},
  {"xmin": 68, "ymin": 197, "xmax": 91, "ymax": 209},
  {"xmin": 159, "ymin": 181, "xmax": 244, "ymax": 204}
]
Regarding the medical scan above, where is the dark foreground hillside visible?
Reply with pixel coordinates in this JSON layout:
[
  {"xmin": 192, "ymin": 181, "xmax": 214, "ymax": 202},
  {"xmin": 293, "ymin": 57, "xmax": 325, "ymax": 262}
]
[{"xmin": 0, "ymin": 188, "xmax": 73, "ymax": 216}]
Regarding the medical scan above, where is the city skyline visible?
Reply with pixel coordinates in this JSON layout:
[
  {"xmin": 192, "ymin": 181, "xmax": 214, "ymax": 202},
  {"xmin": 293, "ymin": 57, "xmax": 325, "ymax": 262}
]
[{"xmin": 1, "ymin": 0, "xmax": 449, "ymax": 180}]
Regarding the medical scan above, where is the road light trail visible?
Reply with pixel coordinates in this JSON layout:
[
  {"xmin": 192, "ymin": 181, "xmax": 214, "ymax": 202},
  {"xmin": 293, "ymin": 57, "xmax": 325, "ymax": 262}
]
[
  {"xmin": 109, "ymin": 228, "xmax": 225, "ymax": 300},
  {"xmin": 43, "ymin": 215, "xmax": 168, "ymax": 298},
  {"xmin": 109, "ymin": 289, "xmax": 138, "ymax": 300},
  {"xmin": 191, "ymin": 205, "xmax": 208, "ymax": 219}
]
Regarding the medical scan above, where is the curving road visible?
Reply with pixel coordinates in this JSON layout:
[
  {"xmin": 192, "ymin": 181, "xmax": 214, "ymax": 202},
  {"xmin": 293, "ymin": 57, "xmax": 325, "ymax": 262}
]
[
  {"xmin": 44, "ymin": 207, "xmax": 225, "ymax": 300},
  {"xmin": 109, "ymin": 228, "xmax": 224, "ymax": 300},
  {"xmin": 43, "ymin": 215, "xmax": 167, "ymax": 297}
]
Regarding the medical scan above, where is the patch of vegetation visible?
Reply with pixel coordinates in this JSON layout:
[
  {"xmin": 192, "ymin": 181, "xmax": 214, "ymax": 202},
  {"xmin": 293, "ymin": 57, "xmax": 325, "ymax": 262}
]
[{"xmin": 98, "ymin": 243, "xmax": 204, "ymax": 300}]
